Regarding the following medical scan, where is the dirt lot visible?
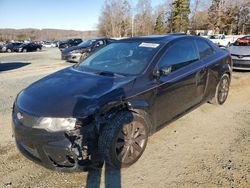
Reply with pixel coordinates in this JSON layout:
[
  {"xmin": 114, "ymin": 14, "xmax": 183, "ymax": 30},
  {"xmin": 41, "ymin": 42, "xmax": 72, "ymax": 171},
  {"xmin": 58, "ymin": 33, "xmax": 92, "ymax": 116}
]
[{"xmin": 0, "ymin": 48, "xmax": 249, "ymax": 188}]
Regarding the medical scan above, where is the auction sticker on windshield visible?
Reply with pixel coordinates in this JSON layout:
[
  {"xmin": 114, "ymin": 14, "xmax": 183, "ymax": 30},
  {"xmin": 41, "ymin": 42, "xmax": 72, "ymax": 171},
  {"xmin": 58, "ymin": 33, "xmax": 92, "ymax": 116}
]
[{"xmin": 139, "ymin": 42, "xmax": 160, "ymax": 48}]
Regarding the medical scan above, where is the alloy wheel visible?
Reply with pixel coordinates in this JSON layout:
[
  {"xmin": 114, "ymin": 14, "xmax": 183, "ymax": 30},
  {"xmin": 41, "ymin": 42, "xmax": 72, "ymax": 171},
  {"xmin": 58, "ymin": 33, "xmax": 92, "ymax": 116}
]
[
  {"xmin": 115, "ymin": 122, "xmax": 147, "ymax": 164},
  {"xmin": 218, "ymin": 77, "xmax": 229, "ymax": 104}
]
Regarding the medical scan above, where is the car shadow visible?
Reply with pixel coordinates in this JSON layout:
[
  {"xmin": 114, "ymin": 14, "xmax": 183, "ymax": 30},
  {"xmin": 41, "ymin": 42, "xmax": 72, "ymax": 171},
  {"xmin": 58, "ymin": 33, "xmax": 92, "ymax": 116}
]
[
  {"xmin": 0, "ymin": 62, "xmax": 31, "ymax": 72},
  {"xmin": 233, "ymin": 69, "xmax": 250, "ymax": 73},
  {"xmin": 85, "ymin": 164, "xmax": 121, "ymax": 188}
]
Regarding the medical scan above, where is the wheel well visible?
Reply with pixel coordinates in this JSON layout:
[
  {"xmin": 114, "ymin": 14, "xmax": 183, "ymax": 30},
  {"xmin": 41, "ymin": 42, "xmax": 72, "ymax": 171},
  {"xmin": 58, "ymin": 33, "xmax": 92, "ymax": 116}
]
[
  {"xmin": 97, "ymin": 103, "xmax": 154, "ymax": 136},
  {"xmin": 129, "ymin": 109, "xmax": 154, "ymax": 135},
  {"xmin": 224, "ymin": 71, "xmax": 231, "ymax": 80}
]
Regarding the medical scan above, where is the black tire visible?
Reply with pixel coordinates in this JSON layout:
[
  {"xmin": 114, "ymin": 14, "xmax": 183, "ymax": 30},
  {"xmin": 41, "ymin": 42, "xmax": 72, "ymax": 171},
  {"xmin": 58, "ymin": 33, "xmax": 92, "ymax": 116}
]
[
  {"xmin": 209, "ymin": 74, "xmax": 230, "ymax": 105},
  {"xmin": 7, "ymin": 49, "xmax": 11, "ymax": 53},
  {"xmin": 23, "ymin": 48, "xmax": 27, "ymax": 53},
  {"xmin": 98, "ymin": 111, "xmax": 148, "ymax": 169}
]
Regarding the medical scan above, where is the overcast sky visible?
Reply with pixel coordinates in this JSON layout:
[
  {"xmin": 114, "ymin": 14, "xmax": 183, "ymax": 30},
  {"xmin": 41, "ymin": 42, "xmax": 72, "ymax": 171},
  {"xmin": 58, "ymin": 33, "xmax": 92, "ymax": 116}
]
[{"xmin": 0, "ymin": 0, "xmax": 167, "ymax": 31}]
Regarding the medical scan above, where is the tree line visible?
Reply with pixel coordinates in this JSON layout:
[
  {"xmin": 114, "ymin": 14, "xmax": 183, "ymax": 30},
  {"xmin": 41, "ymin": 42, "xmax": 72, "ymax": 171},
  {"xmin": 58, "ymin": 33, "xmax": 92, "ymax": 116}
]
[
  {"xmin": 0, "ymin": 29, "xmax": 98, "ymax": 42},
  {"xmin": 98, "ymin": 0, "xmax": 250, "ymax": 37}
]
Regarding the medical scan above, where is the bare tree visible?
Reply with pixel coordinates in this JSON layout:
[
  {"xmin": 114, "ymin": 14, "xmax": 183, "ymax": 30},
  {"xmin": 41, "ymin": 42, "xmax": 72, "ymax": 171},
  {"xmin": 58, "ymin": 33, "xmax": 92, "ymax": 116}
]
[
  {"xmin": 134, "ymin": 0, "xmax": 154, "ymax": 36},
  {"xmin": 98, "ymin": 0, "xmax": 131, "ymax": 37}
]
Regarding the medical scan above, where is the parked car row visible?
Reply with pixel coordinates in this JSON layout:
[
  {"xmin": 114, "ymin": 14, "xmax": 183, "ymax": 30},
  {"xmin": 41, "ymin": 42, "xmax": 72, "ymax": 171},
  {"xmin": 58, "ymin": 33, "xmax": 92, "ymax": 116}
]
[
  {"xmin": 0, "ymin": 42, "xmax": 42, "ymax": 53},
  {"xmin": 203, "ymin": 34, "xmax": 250, "ymax": 70}
]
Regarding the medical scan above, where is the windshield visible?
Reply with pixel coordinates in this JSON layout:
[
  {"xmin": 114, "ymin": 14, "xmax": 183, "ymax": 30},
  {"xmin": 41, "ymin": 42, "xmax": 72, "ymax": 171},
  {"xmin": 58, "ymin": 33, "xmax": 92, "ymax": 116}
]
[
  {"xmin": 78, "ymin": 40, "xmax": 95, "ymax": 47},
  {"xmin": 233, "ymin": 37, "xmax": 250, "ymax": 46},
  {"xmin": 75, "ymin": 42, "xmax": 161, "ymax": 75}
]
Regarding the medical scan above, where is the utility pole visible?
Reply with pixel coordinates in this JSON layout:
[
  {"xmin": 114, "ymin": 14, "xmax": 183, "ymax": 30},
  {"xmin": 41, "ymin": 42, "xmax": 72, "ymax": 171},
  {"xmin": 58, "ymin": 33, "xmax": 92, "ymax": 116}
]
[{"xmin": 132, "ymin": 13, "xmax": 134, "ymax": 37}]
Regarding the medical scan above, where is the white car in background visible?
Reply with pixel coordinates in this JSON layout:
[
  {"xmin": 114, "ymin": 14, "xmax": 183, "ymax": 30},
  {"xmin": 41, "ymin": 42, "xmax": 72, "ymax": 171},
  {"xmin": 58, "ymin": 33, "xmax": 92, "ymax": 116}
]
[
  {"xmin": 206, "ymin": 34, "xmax": 235, "ymax": 47},
  {"xmin": 42, "ymin": 41, "xmax": 57, "ymax": 48}
]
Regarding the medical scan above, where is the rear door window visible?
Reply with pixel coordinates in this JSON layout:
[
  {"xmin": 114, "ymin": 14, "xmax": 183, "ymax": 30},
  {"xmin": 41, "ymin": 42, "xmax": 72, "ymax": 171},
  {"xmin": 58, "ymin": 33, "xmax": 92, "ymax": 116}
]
[
  {"xmin": 195, "ymin": 39, "xmax": 214, "ymax": 59},
  {"xmin": 158, "ymin": 39, "xmax": 199, "ymax": 72}
]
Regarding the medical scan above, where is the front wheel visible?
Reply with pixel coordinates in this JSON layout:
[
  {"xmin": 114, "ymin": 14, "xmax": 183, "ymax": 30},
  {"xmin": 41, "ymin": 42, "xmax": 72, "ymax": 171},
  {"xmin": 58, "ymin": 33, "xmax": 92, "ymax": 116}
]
[
  {"xmin": 23, "ymin": 49, "xmax": 27, "ymax": 52},
  {"xmin": 210, "ymin": 74, "xmax": 230, "ymax": 105},
  {"xmin": 98, "ymin": 111, "xmax": 148, "ymax": 169}
]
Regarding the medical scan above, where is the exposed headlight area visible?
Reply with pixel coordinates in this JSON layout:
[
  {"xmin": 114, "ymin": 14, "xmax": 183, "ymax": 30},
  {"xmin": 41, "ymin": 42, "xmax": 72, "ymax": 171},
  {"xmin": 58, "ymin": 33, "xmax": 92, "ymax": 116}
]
[
  {"xmin": 12, "ymin": 104, "xmax": 95, "ymax": 171},
  {"xmin": 33, "ymin": 117, "xmax": 76, "ymax": 132},
  {"xmin": 13, "ymin": 106, "xmax": 76, "ymax": 132}
]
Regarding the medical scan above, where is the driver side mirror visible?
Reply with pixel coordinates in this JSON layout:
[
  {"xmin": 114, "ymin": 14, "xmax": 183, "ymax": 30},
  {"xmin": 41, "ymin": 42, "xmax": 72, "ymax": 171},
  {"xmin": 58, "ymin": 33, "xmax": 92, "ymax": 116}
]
[
  {"xmin": 153, "ymin": 66, "xmax": 172, "ymax": 79},
  {"xmin": 161, "ymin": 66, "xmax": 172, "ymax": 76}
]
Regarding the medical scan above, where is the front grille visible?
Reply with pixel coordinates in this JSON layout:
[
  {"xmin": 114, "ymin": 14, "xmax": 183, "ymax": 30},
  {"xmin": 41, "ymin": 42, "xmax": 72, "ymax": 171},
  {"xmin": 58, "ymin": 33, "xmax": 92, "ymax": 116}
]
[
  {"xmin": 233, "ymin": 59, "xmax": 250, "ymax": 68},
  {"xmin": 231, "ymin": 54, "xmax": 250, "ymax": 58}
]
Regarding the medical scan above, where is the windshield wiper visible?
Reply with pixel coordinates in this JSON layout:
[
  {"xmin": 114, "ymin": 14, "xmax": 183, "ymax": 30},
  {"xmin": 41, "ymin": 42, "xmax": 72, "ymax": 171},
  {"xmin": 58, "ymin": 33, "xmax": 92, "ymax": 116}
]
[{"xmin": 95, "ymin": 71, "xmax": 125, "ymax": 77}]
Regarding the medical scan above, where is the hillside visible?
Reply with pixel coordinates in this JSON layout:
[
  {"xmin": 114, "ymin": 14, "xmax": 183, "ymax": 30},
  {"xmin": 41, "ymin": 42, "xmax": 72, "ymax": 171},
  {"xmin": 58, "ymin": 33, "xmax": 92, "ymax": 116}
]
[{"xmin": 0, "ymin": 28, "xmax": 99, "ymax": 41}]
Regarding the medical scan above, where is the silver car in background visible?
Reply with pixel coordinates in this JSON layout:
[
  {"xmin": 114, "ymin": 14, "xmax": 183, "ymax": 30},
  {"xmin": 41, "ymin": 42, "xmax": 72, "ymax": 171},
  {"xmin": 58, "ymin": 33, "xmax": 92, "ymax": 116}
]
[{"xmin": 228, "ymin": 35, "xmax": 250, "ymax": 70}]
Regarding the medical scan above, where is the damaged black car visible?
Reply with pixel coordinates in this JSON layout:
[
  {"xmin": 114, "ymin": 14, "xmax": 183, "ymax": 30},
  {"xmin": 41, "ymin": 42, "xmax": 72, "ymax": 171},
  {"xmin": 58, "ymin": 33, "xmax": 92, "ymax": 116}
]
[{"xmin": 12, "ymin": 34, "xmax": 232, "ymax": 171}]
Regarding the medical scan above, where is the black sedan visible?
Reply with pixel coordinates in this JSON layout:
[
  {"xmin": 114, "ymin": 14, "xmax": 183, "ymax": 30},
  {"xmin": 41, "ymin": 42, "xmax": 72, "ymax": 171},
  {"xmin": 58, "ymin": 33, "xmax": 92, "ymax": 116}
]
[
  {"xmin": 1, "ymin": 42, "xmax": 23, "ymax": 52},
  {"xmin": 61, "ymin": 38, "xmax": 115, "ymax": 63},
  {"xmin": 12, "ymin": 34, "xmax": 231, "ymax": 171},
  {"xmin": 14, "ymin": 43, "xmax": 42, "ymax": 52}
]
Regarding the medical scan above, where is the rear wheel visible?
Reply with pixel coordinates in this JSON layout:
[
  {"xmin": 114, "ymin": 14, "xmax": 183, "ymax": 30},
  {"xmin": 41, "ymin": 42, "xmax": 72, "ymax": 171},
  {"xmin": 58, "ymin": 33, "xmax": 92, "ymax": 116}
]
[
  {"xmin": 98, "ymin": 111, "xmax": 148, "ymax": 168},
  {"xmin": 23, "ymin": 49, "xmax": 27, "ymax": 53},
  {"xmin": 210, "ymin": 74, "xmax": 230, "ymax": 105},
  {"xmin": 7, "ymin": 49, "xmax": 11, "ymax": 53}
]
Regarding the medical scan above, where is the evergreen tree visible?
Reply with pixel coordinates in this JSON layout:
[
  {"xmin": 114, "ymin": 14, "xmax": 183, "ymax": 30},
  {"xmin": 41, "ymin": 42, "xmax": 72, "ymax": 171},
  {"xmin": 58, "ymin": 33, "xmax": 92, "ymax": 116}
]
[
  {"xmin": 170, "ymin": 0, "xmax": 191, "ymax": 32},
  {"xmin": 154, "ymin": 13, "xmax": 165, "ymax": 34}
]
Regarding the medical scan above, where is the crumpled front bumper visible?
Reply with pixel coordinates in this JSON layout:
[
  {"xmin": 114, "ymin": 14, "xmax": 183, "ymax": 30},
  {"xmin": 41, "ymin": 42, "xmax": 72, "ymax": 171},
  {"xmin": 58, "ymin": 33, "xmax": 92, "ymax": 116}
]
[{"xmin": 12, "ymin": 107, "xmax": 99, "ymax": 172}]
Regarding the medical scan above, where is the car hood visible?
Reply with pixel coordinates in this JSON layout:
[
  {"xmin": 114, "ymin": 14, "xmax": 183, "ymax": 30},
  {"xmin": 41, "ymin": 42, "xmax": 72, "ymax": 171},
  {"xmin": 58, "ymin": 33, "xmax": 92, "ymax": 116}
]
[
  {"xmin": 62, "ymin": 45, "xmax": 89, "ymax": 53},
  {"xmin": 16, "ymin": 67, "xmax": 135, "ymax": 117},
  {"xmin": 228, "ymin": 46, "xmax": 250, "ymax": 56}
]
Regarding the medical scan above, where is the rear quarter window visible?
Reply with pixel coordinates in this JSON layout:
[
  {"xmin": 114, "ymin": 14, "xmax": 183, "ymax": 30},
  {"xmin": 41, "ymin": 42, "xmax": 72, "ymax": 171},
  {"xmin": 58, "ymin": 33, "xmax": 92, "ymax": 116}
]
[{"xmin": 195, "ymin": 39, "xmax": 214, "ymax": 59}]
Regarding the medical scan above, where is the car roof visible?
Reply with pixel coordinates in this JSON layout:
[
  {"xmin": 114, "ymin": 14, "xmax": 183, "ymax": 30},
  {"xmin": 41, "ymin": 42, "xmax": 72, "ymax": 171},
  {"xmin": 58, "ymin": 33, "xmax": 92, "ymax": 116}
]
[
  {"xmin": 118, "ymin": 33, "xmax": 188, "ymax": 43},
  {"xmin": 87, "ymin": 37, "xmax": 114, "ymax": 41}
]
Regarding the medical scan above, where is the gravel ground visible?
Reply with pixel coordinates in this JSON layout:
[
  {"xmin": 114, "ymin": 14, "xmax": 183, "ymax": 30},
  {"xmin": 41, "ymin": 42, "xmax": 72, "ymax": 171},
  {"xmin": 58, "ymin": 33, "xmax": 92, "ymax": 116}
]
[{"xmin": 0, "ymin": 48, "xmax": 249, "ymax": 188}]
